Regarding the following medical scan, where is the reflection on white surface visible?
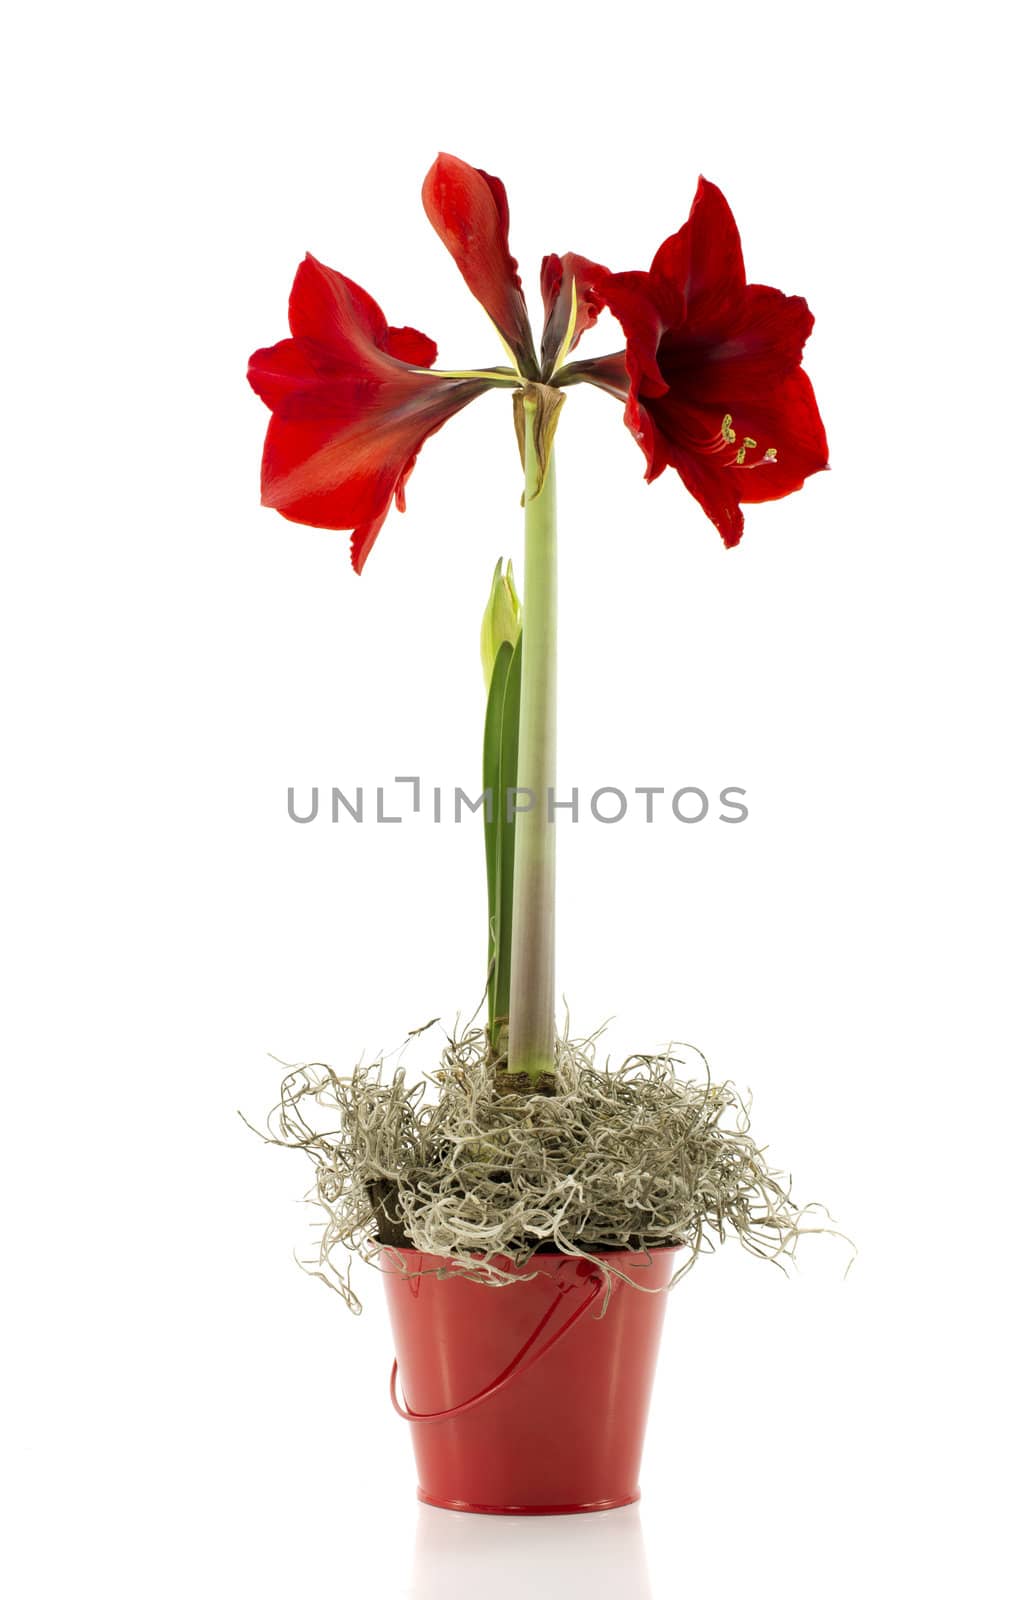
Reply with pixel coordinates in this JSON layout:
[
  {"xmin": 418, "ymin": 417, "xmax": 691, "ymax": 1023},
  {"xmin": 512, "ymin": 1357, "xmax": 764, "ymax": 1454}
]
[{"xmin": 409, "ymin": 1500, "xmax": 653, "ymax": 1599}]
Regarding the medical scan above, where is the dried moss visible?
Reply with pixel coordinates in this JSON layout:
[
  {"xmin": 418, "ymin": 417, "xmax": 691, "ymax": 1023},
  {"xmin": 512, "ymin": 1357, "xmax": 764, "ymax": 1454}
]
[{"xmin": 247, "ymin": 1021, "xmax": 845, "ymax": 1313}]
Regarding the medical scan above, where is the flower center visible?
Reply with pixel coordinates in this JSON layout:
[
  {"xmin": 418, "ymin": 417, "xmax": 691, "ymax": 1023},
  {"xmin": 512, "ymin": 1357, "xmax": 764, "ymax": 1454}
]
[{"xmin": 720, "ymin": 413, "xmax": 777, "ymax": 469}]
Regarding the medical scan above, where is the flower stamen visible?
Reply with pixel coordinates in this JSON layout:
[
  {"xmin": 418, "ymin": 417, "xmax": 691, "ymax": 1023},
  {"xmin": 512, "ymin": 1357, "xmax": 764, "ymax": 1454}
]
[
  {"xmin": 729, "ymin": 429, "xmax": 778, "ymax": 470},
  {"xmin": 661, "ymin": 411, "xmax": 780, "ymax": 471}
]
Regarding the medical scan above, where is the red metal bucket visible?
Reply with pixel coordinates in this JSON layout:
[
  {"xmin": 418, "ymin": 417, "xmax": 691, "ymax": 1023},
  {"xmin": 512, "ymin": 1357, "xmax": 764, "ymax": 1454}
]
[{"xmin": 382, "ymin": 1245, "xmax": 678, "ymax": 1515}]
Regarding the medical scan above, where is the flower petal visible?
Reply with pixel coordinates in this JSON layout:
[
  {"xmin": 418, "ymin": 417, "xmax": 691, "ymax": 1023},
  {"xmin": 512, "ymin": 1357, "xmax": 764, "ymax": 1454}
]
[
  {"xmin": 257, "ymin": 382, "xmax": 486, "ymax": 572},
  {"xmin": 558, "ymin": 349, "xmax": 630, "ymax": 400},
  {"xmin": 571, "ymin": 258, "xmax": 683, "ymax": 395},
  {"xmin": 248, "ymin": 258, "xmax": 488, "ymax": 571},
  {"xmin": 422, "ymin": 153, "xmax": 538, "ymax": 376},
  {"xmin": 666, "ymin": 443, "xmax": 747, "ymax": 547},
  {"xmin": 716, "ymin": 369, "xmax": 828, "ymax": 506},
  {"xmin": 658, "ymin": 285, "xmax": 815, "ymax": 400},
  {"xmin": 539, "ymin": 252, "xmax": 605, "ymax": 377},
  {"xmin": 384, "ymin": 325, "xmax": 438, "ymax": 367},
  {"xmin": 650, "ymin": 177, "xmax": 745, "ymax": 334},
  {"xmin": 247, "ymin": 336, "xmax": 322, "ymax": 411},
  {"xmin": 287, "ymin": 254, "xmax": 390, "ymax": 368},
  {"xmin": 645, "ymin": 369, "xmax": 828, "ymax": 545}
]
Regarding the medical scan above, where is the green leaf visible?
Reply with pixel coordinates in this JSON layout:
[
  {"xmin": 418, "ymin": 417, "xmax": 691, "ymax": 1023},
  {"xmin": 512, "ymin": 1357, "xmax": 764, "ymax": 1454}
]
[
  {"xmin": 484, "ymin": 640, "xmax": 513, "ymax": 1042},
  {"xmin": 482, "ymin": 635, "xmax": 521, "ymax": 1056},
  {"xmin": 493, "ymin": 633, "xmax": 522, "ymax": 1053}
]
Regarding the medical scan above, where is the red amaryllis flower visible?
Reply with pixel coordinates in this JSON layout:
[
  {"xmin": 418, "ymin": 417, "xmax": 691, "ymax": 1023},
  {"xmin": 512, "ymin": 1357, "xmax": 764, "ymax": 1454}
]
[
  {"xmin": 247, "ymin": 254, "xmax": 496, "ymax": 573},
  {"xmin": 556, "ymin": 178, "xmax": 828, "ymax": 547},
  {"xmin": 422, "ymin": 153, "xmax": 540, "ymax": 381}
]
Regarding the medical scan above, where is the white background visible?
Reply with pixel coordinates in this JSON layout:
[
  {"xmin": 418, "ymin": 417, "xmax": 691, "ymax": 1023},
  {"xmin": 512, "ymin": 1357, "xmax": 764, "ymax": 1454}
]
[{"xmin": 3, "ymin": 2, "xmax": 1024, "ymax": 1595}]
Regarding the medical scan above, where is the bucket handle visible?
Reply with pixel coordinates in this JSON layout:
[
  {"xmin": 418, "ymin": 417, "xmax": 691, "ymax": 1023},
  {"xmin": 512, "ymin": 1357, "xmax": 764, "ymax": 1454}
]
[{"xmin": 389, "ymin": 1270, "xmax": 604, "ymax": 1424}]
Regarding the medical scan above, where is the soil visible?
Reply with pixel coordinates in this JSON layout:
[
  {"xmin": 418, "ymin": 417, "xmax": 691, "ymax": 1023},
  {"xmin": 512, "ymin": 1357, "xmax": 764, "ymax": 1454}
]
[
  {"xmin": 366, "ymin": 1179, "xmax": 412, "ymax": 1249},
  {"xmin": 492, "ymin": 1068, "xmax": 558, "ymax": 1097}
]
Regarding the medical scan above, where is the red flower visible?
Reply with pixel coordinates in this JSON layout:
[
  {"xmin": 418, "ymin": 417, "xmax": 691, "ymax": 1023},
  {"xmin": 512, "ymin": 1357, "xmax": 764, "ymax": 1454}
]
[
  {"xmin": 422, "ymin": 153, "xmax": 539, "ymax": 380},
  {"xmin": 247, "ymin": 254, "xmax": 494, "ymax": 573},
  {"xmin": 557, "ymin": 178, "xmax": 828, "ymax": 547}
]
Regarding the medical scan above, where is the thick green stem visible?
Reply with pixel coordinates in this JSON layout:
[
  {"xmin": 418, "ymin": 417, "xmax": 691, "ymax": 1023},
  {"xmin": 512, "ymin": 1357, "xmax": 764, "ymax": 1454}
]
[{"xmin": 507, "ymin": 396, "xmax": 558, "ymax": 1082}]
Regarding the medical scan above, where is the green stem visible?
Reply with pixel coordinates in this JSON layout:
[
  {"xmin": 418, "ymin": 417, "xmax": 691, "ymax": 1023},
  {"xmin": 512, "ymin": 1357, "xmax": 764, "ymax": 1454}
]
[{"xmin": 507, "ymin": 396, "xmax": 558, "ymax": 1083}]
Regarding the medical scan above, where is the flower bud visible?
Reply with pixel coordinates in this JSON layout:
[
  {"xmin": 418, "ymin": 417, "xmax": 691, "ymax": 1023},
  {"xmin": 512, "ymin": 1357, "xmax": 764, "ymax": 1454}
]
[{"xmin": 480, "ymin": 558, "xmax": 521, "ymax": 686}]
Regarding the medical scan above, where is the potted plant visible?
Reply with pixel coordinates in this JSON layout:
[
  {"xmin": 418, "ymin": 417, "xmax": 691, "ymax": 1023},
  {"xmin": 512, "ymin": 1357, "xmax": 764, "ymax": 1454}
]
[{"xmin": 247, "ymin": 153, "xmax": 838, "ymax": 1515}]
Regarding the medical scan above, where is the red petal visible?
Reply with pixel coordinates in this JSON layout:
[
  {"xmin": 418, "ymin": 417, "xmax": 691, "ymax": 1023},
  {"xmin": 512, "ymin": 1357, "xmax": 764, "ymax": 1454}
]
[
  {"xmin": 721, "ymin": 369, "xmax": 828, "ymax": 505},
  {"xmin": 644, "ymin": 369, "xmax": 827, "ymax": 545},
  {"xmin": 650, "ymin": 177, "xmax": 746, "ymax": 335},
  {"xmin": 539, "ymin": 252, "xmax": 605, "ymax": 376},
  {"xmin": 668, "ymin": 444, "xmax": 747, "ymax": 547},
  {"xmin": 258, "ymin": 381, "xmax": 485, "ymax": 569},
  {"xmin": 384, "ymin": 326, "xmax": 438, "ymax": 366},
  {"xmin": 247, "ymin": 337, "xmax": 320, "ymax": 409},
  {"xmin": 350, "ymin": 508, "xmax": 390, "ymax": 576},
  {"xmin": 665, "ymin": 285, "xmax": 814, "ymax": 401},
  {"xmin": 583, "ymin": 267, "xmax": 679, "ymax": 394},
  {"xmin": 560, "ymin": 349, "xmax": 630, "ymax": 400},
  {"xmin": 287, "ymin": 255, "xmax": 390, "ymax": 367},
  {"xmin": 540, "ymin": 254, "xmax": 562, "ymax": 315},
  {"xmin": 422, "ymin": 153, "xmax": 538, "ymax": 376}
]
